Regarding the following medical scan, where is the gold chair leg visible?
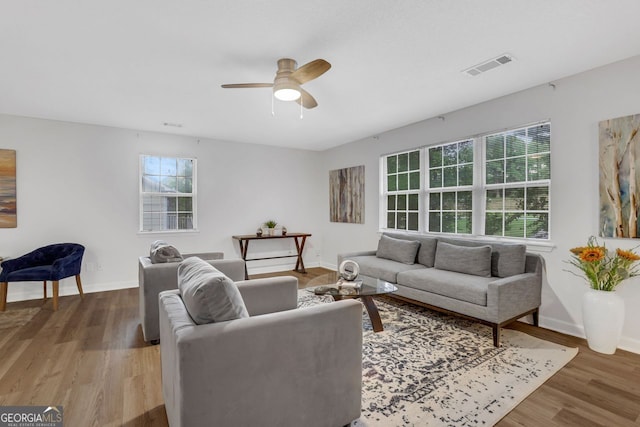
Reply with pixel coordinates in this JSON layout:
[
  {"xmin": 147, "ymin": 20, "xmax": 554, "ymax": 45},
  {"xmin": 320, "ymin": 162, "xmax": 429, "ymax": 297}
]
[
  {"xmin": 0, "ymin": 282, "xmax": 7, "ymax": 311},
  {"xmin": 52, "ymin": 281, "xmax": 59, "ymax": 311},
  {"xmin": 43, "ymin": 281, "xmax": 48, "ymax": 301},
  {"xmin": 75, "ymin": 275, "xmax": 84, "ymax": 299}
]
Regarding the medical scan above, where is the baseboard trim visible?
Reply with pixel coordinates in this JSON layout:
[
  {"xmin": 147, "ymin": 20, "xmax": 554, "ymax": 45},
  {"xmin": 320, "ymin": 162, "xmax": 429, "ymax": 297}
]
[
  {"xmin": 6, "ymin": 280, "xmax": 138, "ymax": 303},
  {"xmin": 246, "ymin": 261, "xmax": 320, "ymax": 276}
]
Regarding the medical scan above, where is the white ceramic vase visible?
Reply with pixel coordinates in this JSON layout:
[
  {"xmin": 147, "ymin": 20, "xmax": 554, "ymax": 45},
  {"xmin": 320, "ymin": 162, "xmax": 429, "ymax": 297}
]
[{"xmin": 582, "ymin": 288, "xmax": 625, "ymax": 354}]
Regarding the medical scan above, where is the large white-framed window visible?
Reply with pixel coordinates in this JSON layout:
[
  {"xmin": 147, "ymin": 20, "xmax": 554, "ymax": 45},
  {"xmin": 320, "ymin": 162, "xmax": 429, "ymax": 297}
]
[
  {"xmin": 383, "ymin": 149, "xmax": 421, "ymax": 231},
  {"xmin": 483, "ymin": 123, "xmax": 550, "ymax": 239},
  {"xmin": 380, "ymin": 121, "xmax": 551, "ymax": 241},
  {"xmin": 139, "ymin": 155, "xmax": 197, "ymax": 232},
  {"xmin": 426, "ymin": 139, "xmax": 474, "ymax": 234}
]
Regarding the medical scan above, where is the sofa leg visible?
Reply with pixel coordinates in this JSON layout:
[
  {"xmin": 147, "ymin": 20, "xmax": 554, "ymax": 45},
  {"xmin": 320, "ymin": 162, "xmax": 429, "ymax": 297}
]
[
  {"xmin": 43, "ymin": 281, "xmax": 47, "ymax": 301},
  {"xmin": 52, "ymin": 281, "xmax": 59, "ymax": 311},
  {"xmin": 532, "ymin": 309, "xmax": 539, "ymax": 327},
  {"xmin": 0, "ymin": 282, "xmax": 7, "ymax": 311},
  {"xmin": 492, "ymin": 325, "xmax": 501, "ymax": 347}
]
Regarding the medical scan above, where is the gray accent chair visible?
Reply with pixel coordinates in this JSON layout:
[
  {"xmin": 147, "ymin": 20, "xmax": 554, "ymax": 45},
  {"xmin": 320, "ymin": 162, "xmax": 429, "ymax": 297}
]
[
  {"xmin": 138, "ymin": 252, "xmax": 245, "ymax": 343},
  {"xmin": 159, "ymin": 277, "xmax": 363, "ymax": 427}
]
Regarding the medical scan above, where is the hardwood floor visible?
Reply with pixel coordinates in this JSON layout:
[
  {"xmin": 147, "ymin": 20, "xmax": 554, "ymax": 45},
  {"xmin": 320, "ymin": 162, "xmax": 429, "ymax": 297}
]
[{"xmin": 0, "ymin": 267, "xmax": 638, "ymax": 426}]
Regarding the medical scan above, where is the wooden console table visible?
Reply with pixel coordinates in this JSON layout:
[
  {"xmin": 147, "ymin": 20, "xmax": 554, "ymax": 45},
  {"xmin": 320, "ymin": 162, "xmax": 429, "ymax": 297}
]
[{"xmin": 232, "ymin": 233, "xmax": 312, "ymax": 280}]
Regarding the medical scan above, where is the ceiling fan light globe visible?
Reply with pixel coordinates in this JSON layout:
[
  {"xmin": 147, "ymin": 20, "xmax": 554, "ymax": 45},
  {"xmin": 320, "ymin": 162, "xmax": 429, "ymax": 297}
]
[{"xmin": 274, "ymin": 88, "xmax": 301, "ymax": 101}]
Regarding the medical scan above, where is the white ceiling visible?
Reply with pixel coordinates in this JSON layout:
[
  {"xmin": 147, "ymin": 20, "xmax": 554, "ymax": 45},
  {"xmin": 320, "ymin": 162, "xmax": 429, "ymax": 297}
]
[{"xmin": 1, "ymin": 1, "xmax": 640, "ymax": 151}]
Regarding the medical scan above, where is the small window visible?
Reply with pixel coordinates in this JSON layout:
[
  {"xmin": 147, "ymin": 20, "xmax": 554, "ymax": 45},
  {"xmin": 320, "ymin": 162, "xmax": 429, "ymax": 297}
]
[{"xmin": 139, "ymin": 155, "xmax": 197, "ymax": 232}]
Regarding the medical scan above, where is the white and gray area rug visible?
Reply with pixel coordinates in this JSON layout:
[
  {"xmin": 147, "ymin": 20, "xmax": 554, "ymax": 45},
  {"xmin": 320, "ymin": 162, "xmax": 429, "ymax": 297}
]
[{"xmin": 298, "ymin": 290, "xmax": 578, "ymax": 427}]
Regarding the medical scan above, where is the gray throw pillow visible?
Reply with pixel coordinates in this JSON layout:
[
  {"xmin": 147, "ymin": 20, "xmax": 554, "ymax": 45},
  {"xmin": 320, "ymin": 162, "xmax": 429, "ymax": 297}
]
[
  {"xmin": 434, "ymin": 241, "xmax": 492, "ymax": 277},
  {"xmin": 178, "ymin": 257, "xmax": 249, "ymax": 324},
  {"xmin": 376, "ymin": 234, "xmax": 420, "ymax": 265},
  {"xmin": 150, "ymin": 240, "xmax": 183, "ymax": 264},
  {"xmin": 491, "ymin": 244, "xmax": 527, "ymax": 277}
]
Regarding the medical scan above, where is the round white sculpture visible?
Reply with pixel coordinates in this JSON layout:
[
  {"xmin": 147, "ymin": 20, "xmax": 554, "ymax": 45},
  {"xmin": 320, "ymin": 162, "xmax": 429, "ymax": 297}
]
[{"xmin": 339, "ymin": 259, "xmax": 360, "ymax": 281}]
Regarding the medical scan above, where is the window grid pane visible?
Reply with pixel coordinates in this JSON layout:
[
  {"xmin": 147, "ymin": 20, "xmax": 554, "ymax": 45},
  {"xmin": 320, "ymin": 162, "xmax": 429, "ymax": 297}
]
[
  {"xmin": 385, "ymin": 150, "xmax": 420, "ymax": 231},
  {"xmin": 426, "ymin": 139, "xmax": 474, "ymax": 235},
  {"xmin": 483, "ymin": 123, "xmax": 550, "ymax": 239}
]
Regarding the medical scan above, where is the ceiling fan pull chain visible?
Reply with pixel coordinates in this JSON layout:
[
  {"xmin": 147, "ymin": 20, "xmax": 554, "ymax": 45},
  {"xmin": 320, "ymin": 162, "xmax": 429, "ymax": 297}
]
[
  {"xmin": 300, "ymin": 99, "xmax": 303, "ymax": 119},
  {"xmin": 271, "ymin": 93, "xmax": 275, "ymax": 116}
]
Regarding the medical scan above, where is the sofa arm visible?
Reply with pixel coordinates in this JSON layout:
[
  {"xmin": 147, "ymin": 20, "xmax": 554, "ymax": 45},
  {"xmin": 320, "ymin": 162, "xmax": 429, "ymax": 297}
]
[
  {"xmin": 338, "ymin": 250, "xmax": 378, "ymax": 266},
  {"xmin": 160, "ymin": 295, "xmax": 362, "ymax": 427},
  {"xmin": 487, "ymin": 272, "xmax": 542, "ymax": 323},
  {"xmin": 236, "ymin": 276, "xmax": 298, "ymax": 316},
  {"xmin": 207, "ymin": 258, "xmax": 245, "ymax": 282}
]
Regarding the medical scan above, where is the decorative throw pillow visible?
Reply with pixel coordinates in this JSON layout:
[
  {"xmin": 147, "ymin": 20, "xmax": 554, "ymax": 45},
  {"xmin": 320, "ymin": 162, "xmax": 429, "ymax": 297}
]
[
  {"xmin": 178, "ymin": 257, "xmax": 249, "ymax": 324},
  {"xmin": 150, "ymin": 240, "xmax": 183, "ymax": 264},
  {"xmin": 376, "ymin": 234, "xmax": 421, "ymax": 265},
  {"xmin": 434, "ymin": 241, "xmax": 492, "ymax": 277},
  {"xmin": 491, "ymin": 244, "xmax": 527, "ymax": 277}
]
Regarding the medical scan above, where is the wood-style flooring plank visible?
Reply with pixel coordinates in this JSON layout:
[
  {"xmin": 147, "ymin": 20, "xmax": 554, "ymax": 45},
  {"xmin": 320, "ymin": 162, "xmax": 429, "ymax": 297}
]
[{"xmin": 0, "ymin": 267, "xmax": 639, "ymax": 426}]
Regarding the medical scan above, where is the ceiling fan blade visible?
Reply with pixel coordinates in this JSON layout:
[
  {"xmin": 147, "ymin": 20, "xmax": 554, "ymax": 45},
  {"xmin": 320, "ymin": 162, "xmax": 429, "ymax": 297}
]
[
  {"xmin": 221, "ymin": 83, "xmax": 273, "ymax": 88},
  {"xmin": 289, "ymin": 59, "xmax": 331, "ymax": 84},
  {"xmin": 296, "ymin": 87, "xmax": 318, "ymax": 109}
]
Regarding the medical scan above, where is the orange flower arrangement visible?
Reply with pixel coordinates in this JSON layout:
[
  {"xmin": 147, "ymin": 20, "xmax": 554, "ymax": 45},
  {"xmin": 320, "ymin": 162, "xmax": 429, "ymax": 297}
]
[{"xmin": 568, "ymin": 237, "xmax": 640, "ymax": 291}]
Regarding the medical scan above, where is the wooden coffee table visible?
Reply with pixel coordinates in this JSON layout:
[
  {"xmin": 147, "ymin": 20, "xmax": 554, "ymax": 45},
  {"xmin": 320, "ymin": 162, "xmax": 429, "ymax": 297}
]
[{"xmin": 306, "ymin": 272, "xmax": 397, "ymax": 332}]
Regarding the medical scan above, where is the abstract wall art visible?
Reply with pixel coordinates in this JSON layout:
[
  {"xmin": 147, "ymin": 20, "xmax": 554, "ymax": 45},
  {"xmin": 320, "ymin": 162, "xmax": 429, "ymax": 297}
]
[
  {"xmin": 0, "ymin": 149, "xmax": 17, "ymax": 228},
  {"xmin": 329, "ymin": 165, "xmax": 364, "ymax": 224},
  {"xmin": 599, "ymin": 114, "xmax": 640, "ymax": 238}
]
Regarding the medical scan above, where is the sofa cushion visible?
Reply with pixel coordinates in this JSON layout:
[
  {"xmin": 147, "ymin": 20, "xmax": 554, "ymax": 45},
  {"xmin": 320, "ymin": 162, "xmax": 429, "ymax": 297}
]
[
  {"xmin": 490, "ymin": 244, "xmax": 527, "ymax": 278},
  {"xmin": 434, "ymin": 242, "xmax": 492, "ymax": 277},
  {"xmin": 177, "ymin": 257, "xmax": 249, "ymax": 324},
  {"xmin": 376, "ymin": 234, "xmax": 420, "ymax": 264},
  {"xmin": 397, "ymin": 268, "xmax": 494, "ymax": 306},
  {"xmin": 348, "ymin": 255, "xmax": 426, "ymax": 283},
  {"xmin": 438, "ymin": 237, "xmax": 526, "ymax": 278},
  {"xmin": 150, "ymin": 240, "xmax": 183, "ymax": 264},
  {"xmin": 384, "ymin": 233, "xmax": 438, "ymax": 267}
]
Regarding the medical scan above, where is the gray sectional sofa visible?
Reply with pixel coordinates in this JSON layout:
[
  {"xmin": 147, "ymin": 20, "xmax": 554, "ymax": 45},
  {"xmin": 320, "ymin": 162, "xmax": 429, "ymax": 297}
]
[{"xmin": 338, "ymin": 232, "xmax": 543, "ymax": 346}]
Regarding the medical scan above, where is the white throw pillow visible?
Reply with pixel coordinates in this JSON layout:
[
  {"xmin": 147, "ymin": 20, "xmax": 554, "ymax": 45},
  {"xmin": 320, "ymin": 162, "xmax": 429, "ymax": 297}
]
[{"xmin": 150, "ymin": 240, "xmax": 183, "ymax": 264}]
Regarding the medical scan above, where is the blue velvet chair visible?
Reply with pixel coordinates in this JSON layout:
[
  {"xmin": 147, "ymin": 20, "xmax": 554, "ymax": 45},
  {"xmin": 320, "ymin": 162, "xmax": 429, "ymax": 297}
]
[{"xmin": 0, "ymin": 243, "xmax": 85, "ymax": 311}]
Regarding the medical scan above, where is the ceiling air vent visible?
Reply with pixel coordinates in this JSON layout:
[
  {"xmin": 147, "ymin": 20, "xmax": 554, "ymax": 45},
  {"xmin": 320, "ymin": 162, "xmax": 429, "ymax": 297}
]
[{"xmin": 463, "ymin": 54, "xmax": 514, "ymax": 77}]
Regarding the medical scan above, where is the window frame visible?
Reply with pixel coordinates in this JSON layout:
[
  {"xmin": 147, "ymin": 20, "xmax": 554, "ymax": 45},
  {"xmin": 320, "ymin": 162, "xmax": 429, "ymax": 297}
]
[
  {"xmin": 139, "ymin": 154, "xmax": 198, "ymax": 233},
  {"xmin": 379, "ymin": 120, "xmax": 551, "ymax": 242}
]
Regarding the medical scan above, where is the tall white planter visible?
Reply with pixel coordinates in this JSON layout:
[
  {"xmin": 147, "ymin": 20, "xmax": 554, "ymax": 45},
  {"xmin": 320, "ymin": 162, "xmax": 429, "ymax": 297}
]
[{"xmin": 582, "ymin": 288, "xmax": 625, "ymax": 354}]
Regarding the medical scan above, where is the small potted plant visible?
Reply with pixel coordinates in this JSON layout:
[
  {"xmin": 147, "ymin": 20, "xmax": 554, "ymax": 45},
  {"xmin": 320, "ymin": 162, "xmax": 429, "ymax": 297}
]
[{"xmin": 263, "ymin": 220, "xmax": 277, "ymax": 236}]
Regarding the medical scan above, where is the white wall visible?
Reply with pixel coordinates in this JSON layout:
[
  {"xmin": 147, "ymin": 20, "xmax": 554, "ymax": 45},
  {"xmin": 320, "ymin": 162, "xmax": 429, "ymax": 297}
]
[
  {"xmin": 3, "ymin": 55, "xmax": 640, "ymax": 354},
  {"xmin": 320, "ymin": 54, "xmax": 640, "ymax": 353},
  {"xmin": 0, "ymin": 115, "xmax": 325, "ymax": 301}
]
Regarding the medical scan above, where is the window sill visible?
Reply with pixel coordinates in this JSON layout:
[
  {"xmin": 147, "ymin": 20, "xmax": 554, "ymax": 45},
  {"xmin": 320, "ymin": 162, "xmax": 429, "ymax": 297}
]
[{"xmin": 137, "ymin": 229, "xmax": 200, "ymax": 235}]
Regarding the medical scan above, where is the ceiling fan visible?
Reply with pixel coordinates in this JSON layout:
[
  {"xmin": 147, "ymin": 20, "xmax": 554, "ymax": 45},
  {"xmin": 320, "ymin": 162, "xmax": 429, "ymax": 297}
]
[{"xmin": 221, "ymin": 58, "xmax": 331, "ymax": 109}]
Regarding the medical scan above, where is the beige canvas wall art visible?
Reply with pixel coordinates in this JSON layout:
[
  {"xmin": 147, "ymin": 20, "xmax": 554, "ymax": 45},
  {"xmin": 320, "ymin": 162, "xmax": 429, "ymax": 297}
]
[
  {"xmin": 599, "ymin": 114, "xmax": 640, "ymax": 238},
  {"xmin": 329, "ymin": 165, "xmax": 364, "ymax": 224}
]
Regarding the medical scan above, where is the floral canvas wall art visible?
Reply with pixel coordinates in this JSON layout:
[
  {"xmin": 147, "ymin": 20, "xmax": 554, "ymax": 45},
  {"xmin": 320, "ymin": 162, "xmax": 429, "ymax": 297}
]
[
  {"xmin": 0, "ymin": 149, "xmax": 17, "ymax": 228},
  {"xmin": 329, "ymin": 165, "xmax": 364, "ymax": 224},
  {"xmin": 599, "ymin": 114, "xmax": 640, "ymax": 238}
]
